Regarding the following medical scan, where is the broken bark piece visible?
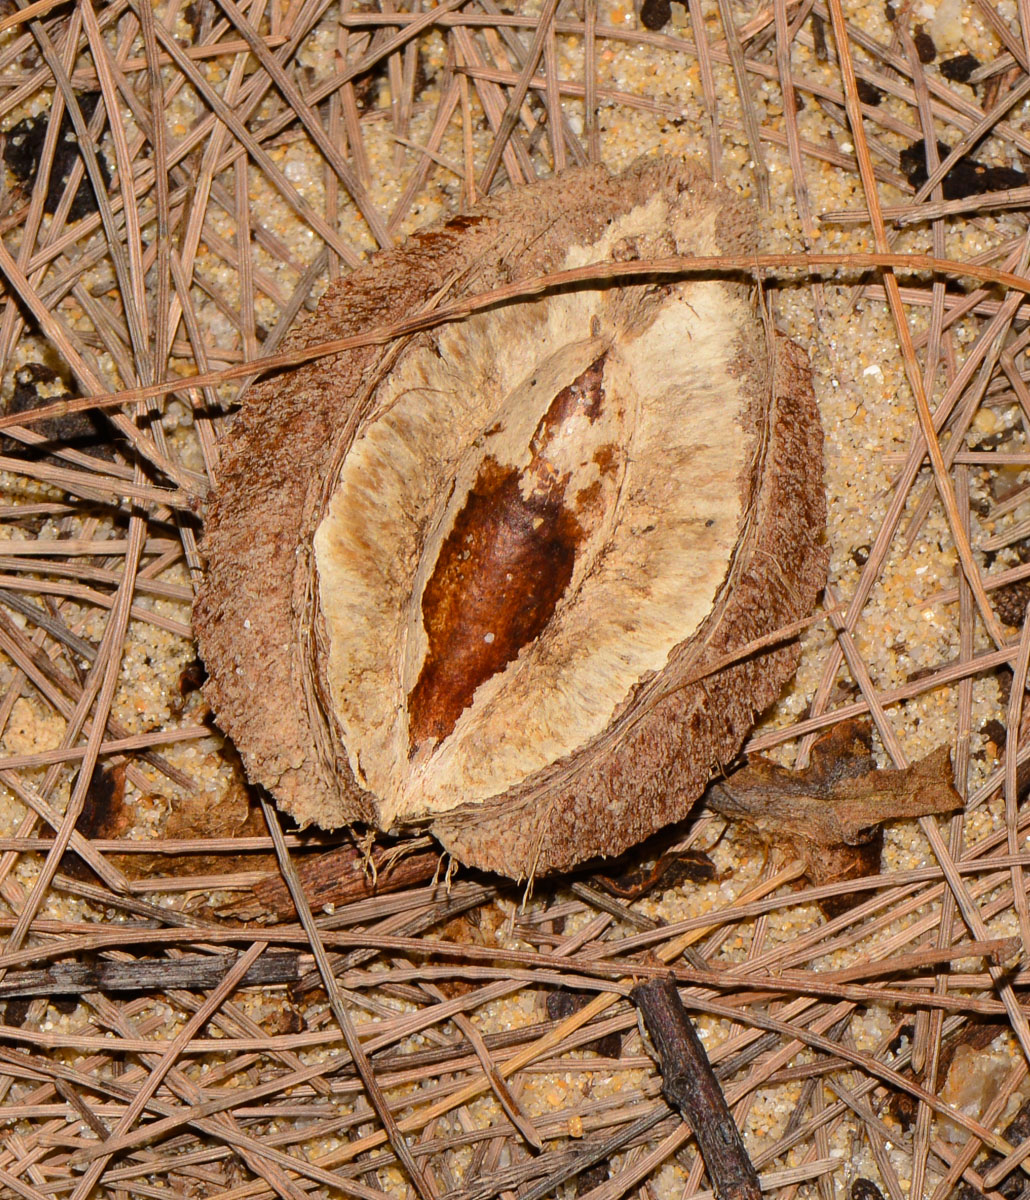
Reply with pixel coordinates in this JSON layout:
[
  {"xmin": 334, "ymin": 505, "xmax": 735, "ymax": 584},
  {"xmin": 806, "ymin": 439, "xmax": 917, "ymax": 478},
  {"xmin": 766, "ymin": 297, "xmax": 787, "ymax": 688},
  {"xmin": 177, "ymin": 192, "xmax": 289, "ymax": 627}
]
[
  {"xmin": 2, "ymin": 92, "xmax": 110, "ymax": 220},
  {"xmin": 0, "ymin": 952, "xmax": 302, "ymax": 1000},
  {"xmin": 220, "ymin": 841, "xmax": 441, "ymax": 922},
  {"xmin": 195, "ymin": 157, "xmax": 826, "ymax": 879},
  {"xmin": 707, "ymin": 719, "xmax": 963, "ymax": 909},
  {"xmin": 900, "ymin": 139, "xmax": 1028, "ymax": 200},
  {"xmin": 631, "ymin": 976, "xmax": 760, "ymax": 1200}
]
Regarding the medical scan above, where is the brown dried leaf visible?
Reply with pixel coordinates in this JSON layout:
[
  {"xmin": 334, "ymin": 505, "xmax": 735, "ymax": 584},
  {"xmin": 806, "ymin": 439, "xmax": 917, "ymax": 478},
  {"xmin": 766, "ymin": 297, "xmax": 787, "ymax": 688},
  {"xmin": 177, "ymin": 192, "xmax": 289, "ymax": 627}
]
[
  {"xmin": 707, "ymin": 720, "xmax": 962, "ymax": 909},
  {"xmin": 432, "ymin": 902, "xmax": 508, "ymax": 999},
  {"xmin": 263, "ymin": 1004, "xmax": 307, "ymax": 1036},
  {"xmin": 164, "ymin": 780, "xmax": 254, "ymax": 842},
  {"xmin": 122, "ymin": 751, "xmax": 270, "ymax": 883}
]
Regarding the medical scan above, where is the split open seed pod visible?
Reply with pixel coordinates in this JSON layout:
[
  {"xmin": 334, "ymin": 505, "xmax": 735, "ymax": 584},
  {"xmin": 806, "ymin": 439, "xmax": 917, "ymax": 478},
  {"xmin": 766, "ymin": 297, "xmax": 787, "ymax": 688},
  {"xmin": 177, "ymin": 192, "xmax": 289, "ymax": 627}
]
[{"xmin": 195, "ymin": 157, "xmax": 827, "ymax": 879}]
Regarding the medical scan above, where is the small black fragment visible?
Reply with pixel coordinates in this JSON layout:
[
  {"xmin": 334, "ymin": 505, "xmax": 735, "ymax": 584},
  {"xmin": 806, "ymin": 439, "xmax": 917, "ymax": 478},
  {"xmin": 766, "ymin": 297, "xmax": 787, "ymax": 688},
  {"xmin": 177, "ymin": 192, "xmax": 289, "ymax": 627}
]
[
  {"xmin": 3, "ymin": 363, "xmax": 115, "ymax": 463},
  {"xmin": 547, "ymin": 989, "xmax": 622, "ymax": 1058},
  {"xmin": 3, "ymin": 998, "xmax": 31, "ymax": 1028},
  {"xmin": 412, "ymin": 44, "xmax": 431, "ymax": 94},
  {"xmin": 900, "ymin": 138, "xmax": 1029, "ymax": 200},
  {"xmin": 887, "ymin": 1023, "xmax": 914, "ymax": 1055},
  {"xmin": 350, "ymin": 59, "xmax": 390, "ymax": 111},
  {"xmin": 913, "ymin": 24, "xmax": 936, "ymax": 63},
  {"xmin": 810, "ymin": 12, "xmax": 828, "ymax": 61},
  {"xmin": 906, "ymin": 663, "xmax": 937, "ymax": 685},
  {"xmin": 856, "ymin": 78, "xmax": 882, "ymax": 106},
  {"xmin": 852, "ymin": 1181, "xmax": 885, "ymax": 1200},
  {"xmin": 940, "ymin": 53, "xmax": 980, "ymax": 83},
  {"xmin": 640, "ymin": 0, "xmax": 670, "ymax": 29},
  {"xmin": 981, "ymin": 717, "xmax": 1007, "ymax": 752},
  {"xmin": 59, "ymin": 764, "xmax": 126, "ymax": 883},
  {"xmin": 3, "ymin": 92, "xmax": 110, "ymax": 221},
  {"xmin": 851, "ymin": 543, "xmax": 870, "ymax": 567},
  {"xmin": 994, "ymin": 580, "xmax": 1030, "ymax": 628},
  {"xmin": 178, "ymin": 657, "xmax": 207, "ymax": 698},
  {"xmin": 575, "ymin": 1163, "xmax": 610, "ymax": 1196},
  {"xmin": 884, "ymin": 1, "xmax": 896, "ymax": 20}
]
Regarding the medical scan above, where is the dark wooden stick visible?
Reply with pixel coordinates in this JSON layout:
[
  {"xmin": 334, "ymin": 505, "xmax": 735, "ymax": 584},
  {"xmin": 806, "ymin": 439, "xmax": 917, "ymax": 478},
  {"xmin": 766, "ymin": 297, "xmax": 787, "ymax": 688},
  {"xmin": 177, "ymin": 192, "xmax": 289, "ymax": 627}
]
[
  {"xmin": 630, "ymin": 975, "xmax": 761, "ymax": 1200},
  {"xmin": 0, "ymin": 952, "xmax": 303, "ymax": 999}
]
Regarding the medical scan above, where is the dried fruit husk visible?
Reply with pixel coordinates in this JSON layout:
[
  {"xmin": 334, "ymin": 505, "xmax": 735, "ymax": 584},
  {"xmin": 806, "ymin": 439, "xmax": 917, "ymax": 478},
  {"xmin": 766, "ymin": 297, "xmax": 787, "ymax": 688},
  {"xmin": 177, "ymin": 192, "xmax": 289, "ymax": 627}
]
[{"xmin": 195, "ymin": 157, "xmax": 827, "ymax": 879}]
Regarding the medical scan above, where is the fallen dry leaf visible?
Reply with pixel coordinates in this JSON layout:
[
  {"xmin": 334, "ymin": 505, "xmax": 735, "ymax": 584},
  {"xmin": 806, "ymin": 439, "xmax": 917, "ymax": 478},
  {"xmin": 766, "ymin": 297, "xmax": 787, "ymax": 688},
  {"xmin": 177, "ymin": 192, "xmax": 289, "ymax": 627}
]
[
  {"xmin": 706, "ymin": 720, "xmax": 963, "ymax": 911},
  {"xmin": 122, "ymin": 749, "xmax": 271, "ymax": 883},
  {"xmin": 164, "ymin": 774, "xmax": 257, "ymax": 843},
  {"xmin": 888, "ymin": 1019, "xmax": 1007, "ymax": 1131}
]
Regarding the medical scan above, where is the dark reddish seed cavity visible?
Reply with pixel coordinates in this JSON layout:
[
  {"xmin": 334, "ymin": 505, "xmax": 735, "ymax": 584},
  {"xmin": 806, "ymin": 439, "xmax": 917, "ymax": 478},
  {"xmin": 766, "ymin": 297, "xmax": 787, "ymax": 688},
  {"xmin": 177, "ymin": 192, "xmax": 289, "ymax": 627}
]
[
  {"xmin": 407, "ymin": 461, "xmax": 578, "ymax": 749},
  {"xmin": 407, "ymin": 354, "xmax": 607, "ymax": 751}
]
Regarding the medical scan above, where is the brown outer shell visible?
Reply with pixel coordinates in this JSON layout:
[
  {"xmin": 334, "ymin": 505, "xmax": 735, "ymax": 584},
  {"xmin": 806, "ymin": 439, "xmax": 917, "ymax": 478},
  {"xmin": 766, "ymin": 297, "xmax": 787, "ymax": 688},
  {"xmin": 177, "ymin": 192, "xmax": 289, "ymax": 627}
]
[{"xmin": 194, "ymin": 157, "xmax": 827, "ymax": 879}]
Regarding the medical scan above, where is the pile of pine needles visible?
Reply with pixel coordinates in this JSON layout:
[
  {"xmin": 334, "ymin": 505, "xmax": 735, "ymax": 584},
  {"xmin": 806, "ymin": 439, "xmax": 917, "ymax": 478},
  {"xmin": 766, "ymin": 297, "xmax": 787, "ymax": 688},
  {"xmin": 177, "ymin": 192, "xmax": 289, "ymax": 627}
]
[{"xmin": 3, "ymin": 0, "xmax": 1030, "ymax": 1197}]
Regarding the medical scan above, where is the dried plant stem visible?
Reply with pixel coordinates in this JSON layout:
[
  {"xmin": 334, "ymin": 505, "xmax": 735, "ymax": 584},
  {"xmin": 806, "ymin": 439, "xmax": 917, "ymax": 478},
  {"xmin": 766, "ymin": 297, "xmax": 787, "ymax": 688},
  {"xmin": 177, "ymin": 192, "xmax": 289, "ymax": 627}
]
[{"xmin": 631, "ymin": 976, "xmax": 761, "ymax": 1200}]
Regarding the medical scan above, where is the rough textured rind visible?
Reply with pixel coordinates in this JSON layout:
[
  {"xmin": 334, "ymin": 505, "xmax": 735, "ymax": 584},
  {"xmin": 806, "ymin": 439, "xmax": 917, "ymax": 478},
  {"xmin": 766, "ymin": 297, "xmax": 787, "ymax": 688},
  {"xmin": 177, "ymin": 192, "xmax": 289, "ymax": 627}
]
[{"xmin": 194, "ymin": 156, "xmax": 827, "ymax": 879}]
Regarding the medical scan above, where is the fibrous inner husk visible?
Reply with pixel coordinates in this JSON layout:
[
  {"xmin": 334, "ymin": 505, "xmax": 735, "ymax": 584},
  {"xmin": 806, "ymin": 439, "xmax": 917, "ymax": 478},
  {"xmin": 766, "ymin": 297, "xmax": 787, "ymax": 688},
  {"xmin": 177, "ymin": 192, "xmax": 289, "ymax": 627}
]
[{"xmin": 314, "ymin": 201, "xmax": 756, "ymax": 826}]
